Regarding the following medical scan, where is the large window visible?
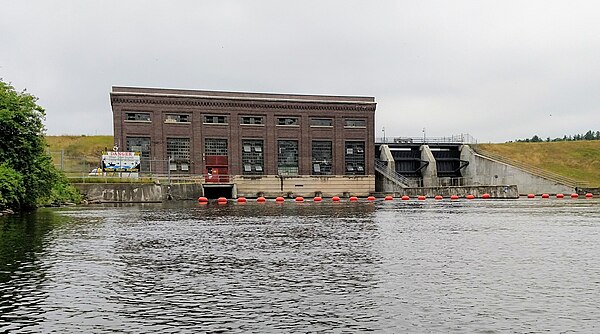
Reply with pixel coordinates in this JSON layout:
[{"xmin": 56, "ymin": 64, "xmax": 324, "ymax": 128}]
[
  {"xmin": 126, "ymin": 137, "xmax": 151, "ymax": 172},
  {"xmin": 204, "ymin": 138, "xmax": 228, "ymax": 155},
  {"xmin": 166, "ymin": 138, "xmax": 191, "ymax": 172},
  {"xmin": 310, "ymin": 118, "xmax": 333, "ymax": 127},
  {"xmin": 277, "ymin": 140, "xmax": 298, "ymax": 175},
  {"xmin": 344, "ymin": 119, "xmax": 366, "ymax": 128},
  {"xmin": 241, "ymin": 116, "xmax": 264, "ymax": 125},
  {"xmin": 203, "ymin": 115, "xmax": 227, "ymax": 124},
  {"xmin": 165, "ymin": 114, "xmax": 190, "ymax": 123},
  {"xmin": 277, "ymin": 117, "xmax": 299, "ymax": 126},
  {"xmin": 312, "ymin": 141, "xmax": 333, "ymax": 175},
  {"xmin": 241, "ymin": 140, "xmax": 264, "ymax": 175},
  {"xmin": 345, "ymin": 141, "xmax": 365, "ymax": 175},
  {"xmin": 125, "ymin": 112, "xmax": 151, "ymax": 122}
]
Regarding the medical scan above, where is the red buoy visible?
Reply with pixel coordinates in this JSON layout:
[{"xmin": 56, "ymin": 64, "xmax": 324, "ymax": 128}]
[
  {"xmin": 349, "ymin": 196, "xmax": 358, "ymax": 201},
  {"xmin": 275, "ymin": 196, "xmax": 285, "ymax": 202},
  {"xmin": 332, "ymin": 196, "xmax": 341, "ymax": 202},
  {"xmin": 541, "ymin": 194, "xmax": 550, "ymax": 199},
  {"xmin": 313, "ymin": 196, "xmax": 322, "ymax": 202},
  {"xmin": 527, "ymin": 194, "xmax": 535, "ymax": 199},
  {"xmin": 384, "ymin": 195, "xmax": 393, "ymax": 201},
  {"xmin": 257, "ymin": 196, "xmax": 266, "ymax": 202},
  {"xmin": 434, "ymin": 195, "xmax": 443, "ymax": 200},
  {"xmin": 367, "ymin": 196, "xmax": 376, "ymax": 201},
  {"xmin": 571, "ymin": 193, "xmax": 579, "ymax": 198},
  {"xmin": 217, "ymin": 197, "xmax": 227, "ymax": 204},
  {"xmin": 482, "ymin": 193, "xmax": 490, "ymax": 199},
  {"xmin": 295, "ymin": 196, "xmax": 304, "ymax": 202},
  {"xmin": 466, "ymin": 194, "xmax": 475, "ymax": 200},
  {"xmin": 417, "ymin": 196, "xmax": 426, "ymax": 200},
  {"xmin": 198, "ymin": 196, "xmax": 208, "ymax": 203},
  {"xmin": 237, "ymin": 197, "xmax": 247, "ymax": 203},
  {"xmin": 450, "ymin": 195, "xmax": 459, "ymax": 200},
  {"xmin": 401, "ymin": 195, "xmax": 410, "ymax": 201},
  {"xmin": 556, "ymin": 193, "xmax": 565, "ymax": 199},
  {"xmin": 585, "ymin": 193, "xmax": 593, "ymax": 198}
]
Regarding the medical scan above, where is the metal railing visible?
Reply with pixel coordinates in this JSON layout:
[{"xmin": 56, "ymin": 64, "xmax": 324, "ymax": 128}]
[
  {"xmin": 376, "ymin": 133, "xmax": 477, "ymax": 145},
  {"xmin": 374, "ymin": 160, "xmax": 417, "ymax": 188},
  {"xmin": 470, "ymin": 145, "xmax": 590, "ymax": 188}
]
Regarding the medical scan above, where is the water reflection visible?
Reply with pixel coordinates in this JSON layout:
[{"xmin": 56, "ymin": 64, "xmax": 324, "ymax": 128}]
[{"xmin": 1, "ymin": 199, "xmax": 600, "ymax": 332}]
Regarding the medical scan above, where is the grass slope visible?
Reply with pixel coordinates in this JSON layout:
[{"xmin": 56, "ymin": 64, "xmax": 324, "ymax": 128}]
[
  {"xmin": 46, "ymin": 135, "xmax": 114, "ymax": 172},
  {"xmin": 477, "ymin": 141, "xmax": 600, "ymax": 187}
]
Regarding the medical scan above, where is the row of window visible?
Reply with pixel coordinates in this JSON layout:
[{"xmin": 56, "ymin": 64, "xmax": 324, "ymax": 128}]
[
  {"xmin": 125, "ymin": 137, "xmax": 366, "ymax": 175},
  {"xmin": 125, "ymin": 112, "xmax": 366, "ymax": 128}
]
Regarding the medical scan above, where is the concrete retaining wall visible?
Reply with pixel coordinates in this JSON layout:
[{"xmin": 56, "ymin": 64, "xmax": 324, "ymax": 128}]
[
  {"xmin": 382, "ymin": 185, "xmax": 519, "ymax": 198},
  {"xmin": 74, "ymin": 183, "xmax": 203, "ymax": 202},
  {"xmin": 233, "ymin": 175, "xmax": 375, "ymax": 198},
  {"xmin": 460, "ymin": 145, "xmax": 574, "ymax": 195}
]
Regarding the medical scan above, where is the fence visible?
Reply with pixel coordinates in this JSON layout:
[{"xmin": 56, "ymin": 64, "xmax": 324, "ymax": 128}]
[{"xmin": 376, "ymin": 133, "xmax": 477, "ymax": 145}]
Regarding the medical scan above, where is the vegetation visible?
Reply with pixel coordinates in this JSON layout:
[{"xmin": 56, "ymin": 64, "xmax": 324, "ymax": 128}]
[
  {"xmin": 46, "ymin": 135, "xmax": 113, "ymax": 174},
  {"xmin": 514, "ymin": 130, "xmax": 600, "ymax": 142},
  {"xmin": 477, "ymin": 141, "xmax": 600, "ymax": 187},
  {"xmin": 0, "ymin": 80, "xmax": 82, "ymax": 211}
]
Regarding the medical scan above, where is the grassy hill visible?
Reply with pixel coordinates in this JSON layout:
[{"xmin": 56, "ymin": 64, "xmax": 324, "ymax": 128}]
[
  {"xmin": 46, "ymin": 135, "xmax": 114, "ymax": 173},
  {"xmin": 475, "ymin": 141, "xmax": 600, "ymax": 187}
]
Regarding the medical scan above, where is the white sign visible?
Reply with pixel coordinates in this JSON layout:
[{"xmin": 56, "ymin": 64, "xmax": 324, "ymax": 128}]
[{"xmin": 102, "ymin": 151, "xmax": 141, "ymax": 172}]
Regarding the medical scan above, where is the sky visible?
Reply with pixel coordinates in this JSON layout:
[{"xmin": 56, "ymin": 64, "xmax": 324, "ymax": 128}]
[{"xmin": 1, "ymin": 0, "xmax": 599, "ymax": 143}]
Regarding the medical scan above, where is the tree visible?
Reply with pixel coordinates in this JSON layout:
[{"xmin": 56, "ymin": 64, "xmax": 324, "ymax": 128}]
[{"xmin": 0, "ymin": 79, "xmax": 80, "ymax": 210}]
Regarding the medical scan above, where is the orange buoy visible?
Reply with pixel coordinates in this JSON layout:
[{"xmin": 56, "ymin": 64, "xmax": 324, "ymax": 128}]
[
  {"xmin": 257, "ymin": 196, "xmax": 266, "ymax": 202},
  {"xmin": 384, "ymin": 195, "xmax": 393, "ymax": 201},
  {"xmin": 434, "ymin": 195, "xmax": 443, "ymax": 200},
  {"xmin": 198, "ymin": 196, "xmax": 208, "ymax": 203},
  {"xmin": 367, "ymin": 196, "xmax": 376, "ymax": 201},
  {"xmin": 349, "ymin": 196, "xmax": 358, "ymax": 201},
  {"xmin": 482, "ymin": 193, "xmax": 490, "ymax": 199},
  {"xmin": 585, "ymin": 193, "xmax": 593, "ymax": 198},
  {"xmin": 332, "ymin": 196, "xmax": 341, "ymax": 202},
  {"xmin": 417, "ymin": 195, "xmax": 426, "ymax": 200},
  {"xmin": 527, "ymin": 194, "xmax": 535, "ymax": 198},
  {"xmin": 295, "ymin": 196, "xmax": 304, "ymax": 202},
  {"xmin": 313, "ymin": 196, "xmax": 322, "ymax": 202},
  {"xmin": 541, "ymin": 194, "xmax": 550, "ymax": 199},
  {"xmin": 466, "ymin": 194, "xmax": 475, "ymax": 200},
  {"xmin": 237, "ymin": 197, "xmax": 247, "ymax": 203},
  {"xmin": 401, "ymin": 195, "xmax": 410, "ymax": 201},
  {"xmin": 571, "ymin": 193, "xmax": 579, "ymax": 198},
  {"xmin": 556, "ymin": 193, "xmax": 564, "ymax": 199},
  {"xmin": 275, "ymin": 196, "xmax": 285, "ymax": 202},
  {"xmin": 217, "ymin": 197, "xmax": 227, "ymax": 204},
  {"xmin": 450, "ymin": 195, "xmax": 459, "ymax": 200}
]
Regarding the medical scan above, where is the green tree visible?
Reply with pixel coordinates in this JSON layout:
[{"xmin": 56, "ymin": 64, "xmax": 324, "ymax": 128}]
[{"xmin": 0, "ymin": 80, "xmax": 80, "ymax": 210}]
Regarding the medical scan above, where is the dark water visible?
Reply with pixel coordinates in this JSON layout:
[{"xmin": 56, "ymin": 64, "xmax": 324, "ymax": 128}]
[{"xmin": 1, "ymin": 199, "xmax": 600, "ymax": 333}]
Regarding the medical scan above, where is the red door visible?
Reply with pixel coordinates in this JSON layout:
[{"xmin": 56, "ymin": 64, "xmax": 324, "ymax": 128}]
[{"xmin": 205, "ymin": 156, "xmax": 229, "ymax": 183}]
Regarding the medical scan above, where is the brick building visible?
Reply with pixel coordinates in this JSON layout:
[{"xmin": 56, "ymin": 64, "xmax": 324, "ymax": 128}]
[{"xmin": 110, "ymin": 86, "xmax": 376, "ymax": 197}]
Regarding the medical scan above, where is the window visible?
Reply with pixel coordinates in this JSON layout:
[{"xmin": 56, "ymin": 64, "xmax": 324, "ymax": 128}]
[
  {"xmin": 165, "ymin": 114, "xmax": 190, "ymax": 123},
  {"xmin": 312, "ymin": 141, "xmax": 333, "ymax": 175},
  {"xmin": 241, "ymin": 116, "xmax": 264, "ymax": 125},
  {"xmin": 126, "ymin": 137, "xmax": 151, "ymax": 172},
  {"xmin": 166, "ymin": 138, "xmax": 191, "ymax": 172},
  {"xmin": 344, "ymin": 119, "xmax": 366, "ymax": 128},
  {"xmin": 125, "ymin": 112, "xmax": 151, "ymax": 122},
  {"xmin": 203, "ymin": 115, "xmax": 227, "ymax": 124},
  {"xmin": 204, "ymin": 138, "xmax": 228, "ymax": 156},
  {"xmin": 277, "ymin": 140, "xmax": 299, "ymax": 175},
  {"xmin": 241, "ymin": 140, "xmax": 264, "ymax": 175},
  {"xmin": 310, "ymin": 118, "xmax": 333, "ymax": 127},
  {"xmin": 277, "ymin": 117, "xmax": 299, "ymax": 126},
  {"xmin": 345, "ymin": 141, "xmax": 365, "ymax": 175}
]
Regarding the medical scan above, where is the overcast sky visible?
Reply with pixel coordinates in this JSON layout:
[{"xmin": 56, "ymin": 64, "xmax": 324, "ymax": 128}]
[{"xmin": 1, "ymin": 1, "xmax": 599, "ymax": 142}]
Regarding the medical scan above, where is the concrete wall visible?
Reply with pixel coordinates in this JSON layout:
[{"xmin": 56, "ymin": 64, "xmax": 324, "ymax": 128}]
[
  {"xmin": 233, "ymin": 175, "xmax": 375, "ymax": 198},
  {"xmin": 460, "ymin": 145, "xmax": 574, "ymax": 195},
  {"xmin": 74, "ymin": 183, "xmax": 203, "ymax": 203},
  {"xmin": 382, "ymin": 185, "xmax": 519, "ymax": 198},
  {"xmin": 420, "ymin": 145, "xmax": 437, "ymax": 187}
]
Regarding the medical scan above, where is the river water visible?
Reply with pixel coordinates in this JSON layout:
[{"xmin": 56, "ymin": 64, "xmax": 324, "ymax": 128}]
[{"xmin": 1, "ymin": 198, "xmax": 599, "ymax": 333}]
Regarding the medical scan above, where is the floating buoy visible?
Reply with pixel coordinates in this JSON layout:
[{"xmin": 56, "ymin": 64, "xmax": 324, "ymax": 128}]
[
  {"xmin": 556, "ymin": 193, "xmax": 564, "ymax": 199},
  {"xmin": 257, "ymin": 196, "xmax": 266, "ymax": 203},
  {"xmin": 295, "ymin": 196, "xmax": 304, "ymax": 202},
  {"xmin": 198, "ymin": 196, "xmax": 208, "ymax": 203},
  {"xmin": 450, "ymin": 195, "xmax": 459, "ymax": 200},
  {"xmin": 527, "ymin": 194, "xmax": 535, "ymax": 199},
  {"xmin": 349, "ymin": 196, "xmax": 358, "ymax": 201},
  {"xmin": 434, "ymin": 195, "xmax": 443, "ymax": 200},
  {"xmin": 332, "ymin": 196, "xmax": 341, "ymax": 202},
  {"xmin": 542, "ymin": 194, "xmax": 550, "ymax": 199},
  {"xmin": 466, "ymin": 194, "xmax": 475, "ymax": 200},
  {"xmin": 482, "ymin": 193, "xmax": 490, "ymax": 199},
  {"xmin": 237, "ymin": 197, "xmax": 247, "ymax": 203},
  {"xmin": 384, "ymin": 195, "xmax": 393, "ymax": 201},
  {"xmin": 417, "ymin": 196, "xmax": 426, "ymax": 201},
  {"xmin": 275, "ymin": 196, "xmax": 285, "ymax": 202},
  {"xmin": 401, "ymin": 195, "xmax": 410, "ymax": 201},
  {"xmin": 367, "ymin": 196, "xmax": 376, "ymax": 201},
  {"xmin": 313, "ymin": 196, "xmax": 322, "ymax": 202},
  {"xmin": 585, "ymin": 193, "xmax": 593, "ymax": 198},
  {"xmin": 217, "ymin": 197, "xmax": 227, "ymax": 204},
  {"xmin": 571, "ymin": 193, "xmax": 579, "ymax": 198}
]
